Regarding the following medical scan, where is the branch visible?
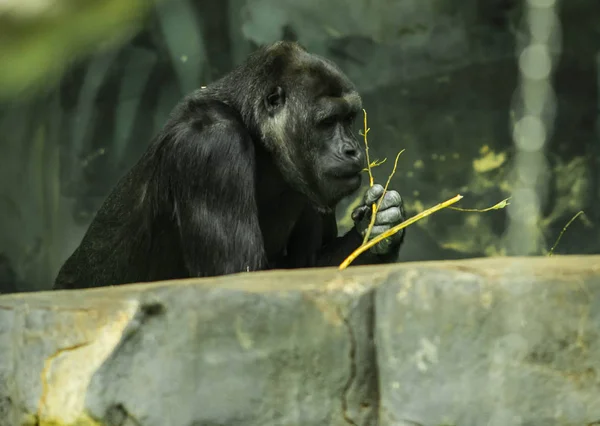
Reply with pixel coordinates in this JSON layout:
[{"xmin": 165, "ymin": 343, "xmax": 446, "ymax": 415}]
[
  {"xmin": 548, "ymin": 211, "xmax": 585, "ymax": 256},
  {"xmin": 362, "ymin": 149, "xmax": 404, "ymax": 244},
  {"xmin": 449, "ymin": 197, "xmax": 511, "ymax": 212},
  {"xmin": 339, "ymin": 194, "xmax": 464, "ymax": 270},
  {"xmin": 360, "ymin": 109, "xmax": 374, "ymax": 187}
]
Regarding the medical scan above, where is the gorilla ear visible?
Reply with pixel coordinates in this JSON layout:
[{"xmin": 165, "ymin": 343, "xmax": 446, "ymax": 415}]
[{"xmin": 265, "ymin": 86, "xmax": 285, "ymax": 115}]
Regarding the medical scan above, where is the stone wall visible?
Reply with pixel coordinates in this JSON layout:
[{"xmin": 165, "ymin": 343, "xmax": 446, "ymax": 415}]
[{"xmin": 1, "ymin": 255, "xmax": 599, "ymax": 425}]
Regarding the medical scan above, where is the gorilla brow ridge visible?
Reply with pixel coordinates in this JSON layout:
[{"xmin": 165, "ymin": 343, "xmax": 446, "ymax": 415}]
[{"xmin": 314, "ymin": 93, "xmax": 363, "ymax": 123}]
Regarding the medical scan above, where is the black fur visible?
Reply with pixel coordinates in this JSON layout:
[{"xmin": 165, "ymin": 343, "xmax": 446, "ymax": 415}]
[{"xmin": 54, "ymin": 41, "xmax": 402, "ymax": 290}]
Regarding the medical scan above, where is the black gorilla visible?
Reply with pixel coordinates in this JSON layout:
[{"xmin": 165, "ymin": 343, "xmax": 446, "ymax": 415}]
[{"xmin": 54, "ymin": 41, "xmax": 405, "ymax": 290}]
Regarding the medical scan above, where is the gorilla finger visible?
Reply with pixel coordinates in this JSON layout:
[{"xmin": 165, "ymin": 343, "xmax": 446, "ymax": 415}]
[
  {"xmin": 371, "ymin": 239, "xmax": 392, "ymax": 255},
  {"xmin": 370, "ymin": 224, "xmax": 405, "ymax": 243},
  {"xmin": 375, "ymin": 207, "xmax": 403, "ymax": 225},
  {"xmin": 351, "ymin": 205, "xmax": 371, "ymax": 222},
  {"xmin": 367, "ymin": 225, "xmax": 390, "ymax": 237},
  {"xmin": 378, "ymin": 190, "xmax": 403, "ymax": 210},
  {"xmin": 364, "ymin": 184, "xmax": 385, "ymax": 205}
]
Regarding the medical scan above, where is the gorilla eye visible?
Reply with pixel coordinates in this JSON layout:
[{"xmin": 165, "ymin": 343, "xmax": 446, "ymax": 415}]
[
  {"xmin": 319, "ymin": 116, "xmax": 338, "ymax": 127},
  {"xmin": 345, "ymin": 112, "xmax": 357, "ymax": 125}
]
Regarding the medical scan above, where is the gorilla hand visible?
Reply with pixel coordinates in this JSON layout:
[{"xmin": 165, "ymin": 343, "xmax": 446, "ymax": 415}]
[{"xmin": 351, "ymin": 184, "xmax": 405, "ymax": 255}]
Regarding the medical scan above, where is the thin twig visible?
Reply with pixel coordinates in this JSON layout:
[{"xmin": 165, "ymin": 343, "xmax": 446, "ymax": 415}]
[
  {"xmin": 340, "ymin": 194, "xmax": 464, "ymax": 270},
  {"xmin": 449, "ymin": 197, "xmax": 511, "ymax": 212},
  {"xmin": 362, "ymin": 149, "xmax": 405, "ymax": 244},
  {"xmin": 363, "ymin": 158, "xmax": 387, "ymax": 172},
  {"xmin": 361, "ymin": 109, "xmax": 374, "ymax": 187},
  {"xmin": 548, "ymin": 210, "xmax": 585, "ymax": 256},
  {"xmin": 359, "ymin": 108, "xmax": 377, "ymax": 246}
]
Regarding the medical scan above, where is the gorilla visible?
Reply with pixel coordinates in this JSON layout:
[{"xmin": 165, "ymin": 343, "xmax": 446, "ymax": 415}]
[{"xmin": 54, "ymin": 41, "xmax": 406, "ymax": 290}]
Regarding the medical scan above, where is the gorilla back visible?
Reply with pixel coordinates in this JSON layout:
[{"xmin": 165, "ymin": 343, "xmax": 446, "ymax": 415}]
[{"xmin": 54, "ymin": 41, "xmax": 405, "ymax": 290}]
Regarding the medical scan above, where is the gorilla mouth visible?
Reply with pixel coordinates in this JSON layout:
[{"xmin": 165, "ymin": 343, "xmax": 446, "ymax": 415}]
[
  {"xmin": 330, "ymin": 170, "xmax": 362, "ymax": 192},
  {"xmin": 330, "ymin": 167, "xmax": 362, "ymax": 184},
  {"xmin": 339, "ymin": 173, "xmax": 361, "ymax": 185},
  {"xmin": 334, "ymin": 170, "xmax": 360, "ymax": 179}
]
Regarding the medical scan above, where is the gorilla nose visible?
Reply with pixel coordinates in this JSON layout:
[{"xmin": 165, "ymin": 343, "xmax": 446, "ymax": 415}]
[
  {"xmin": 343, "ymin": 145, "xmax": 359, "ymax": 159},
  {"xmin": 339, "ymin": 146, "xmax": 364, "ymax": 176},
  {"xmin": 342, "ymin": 144, "xmax": 363, "ymax": 163}
]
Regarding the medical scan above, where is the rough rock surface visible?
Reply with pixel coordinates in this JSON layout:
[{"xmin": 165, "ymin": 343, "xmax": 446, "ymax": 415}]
[
  {"xmin": 0, "ymin": 255, "xmax": 599, "ymax": 425},
  {"xmin": 375, "ymin": 256, "xmax": 600, "ymax": 426},
  {"xmin": 0, "ymin": 268, "xmax": 381, "ymax": 426}
]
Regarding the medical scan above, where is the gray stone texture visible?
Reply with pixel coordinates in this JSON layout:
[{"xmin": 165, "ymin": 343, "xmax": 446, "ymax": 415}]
[
  {"xmin": 1, "ymin": 255, "xmax": 600, "ymax": 425},
  {"xmin": 0, "ymin": 268, "xmax": 379, "ymax": 426},
  {"xmin": 376, "ymin": 257, "xmax": 600, "ymax": 426}
]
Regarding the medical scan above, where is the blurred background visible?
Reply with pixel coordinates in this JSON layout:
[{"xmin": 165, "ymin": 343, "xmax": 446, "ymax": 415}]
[{"xmin": 0, "ymin": 0, "xmax": 598, "ymax": 293}]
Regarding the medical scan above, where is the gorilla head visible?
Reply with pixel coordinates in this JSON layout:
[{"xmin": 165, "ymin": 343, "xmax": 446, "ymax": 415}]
[{"xmin": 226, "ymin": 41, "xmax": 365, "ymax": 211}]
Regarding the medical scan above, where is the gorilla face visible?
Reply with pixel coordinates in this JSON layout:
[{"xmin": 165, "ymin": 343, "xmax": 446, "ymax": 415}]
[
  {"xmin": 261, "ymin": 59, "xmax": 365, "ymax": 211},
  {"xmin": 309, "ymin": 93, "xmax": 364, "ymax": 207}
]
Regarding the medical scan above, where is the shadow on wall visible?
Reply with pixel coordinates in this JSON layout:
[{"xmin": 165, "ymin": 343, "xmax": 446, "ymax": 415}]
[{"xmin": 0, "ymin": 254, "xmax": 18, "ymax": 294}]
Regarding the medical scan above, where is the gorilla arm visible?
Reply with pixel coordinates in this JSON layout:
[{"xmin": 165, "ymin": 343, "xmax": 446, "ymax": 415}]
[{"xmin": 162, "ymin": 102, "xmax": 267, "ymax": 277}]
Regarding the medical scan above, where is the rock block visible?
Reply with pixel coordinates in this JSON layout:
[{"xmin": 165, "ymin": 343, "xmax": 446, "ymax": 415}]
[
  {"xmin": 375, "ymin": 256, "xmax": 600, "ymax": 426},
  {"xmin": 0, "ymin": 269, "xmax": 382, "ymax": 426}
]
